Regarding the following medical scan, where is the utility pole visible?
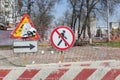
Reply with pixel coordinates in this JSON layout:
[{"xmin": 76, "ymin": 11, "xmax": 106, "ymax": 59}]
[
  {"xmin": 27, "ymin": 0, "xmax": 34, "ymax": 16},
  {"xmin": 107, "ymin": 0, "xmax": 111, "ymax": 41},
  {"xmin": 27, "ymin": 0, "xmax": 31, "ymax": 16}
]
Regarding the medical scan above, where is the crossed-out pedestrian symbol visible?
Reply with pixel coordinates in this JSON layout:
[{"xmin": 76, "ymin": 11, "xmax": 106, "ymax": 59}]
[
  {"xmin": 50, "ymin": 26, "xmax": 75, "ymax": 51},
  {"xmin": 57, "ymin": 30, "xmax": 67, "ymax": 46}
]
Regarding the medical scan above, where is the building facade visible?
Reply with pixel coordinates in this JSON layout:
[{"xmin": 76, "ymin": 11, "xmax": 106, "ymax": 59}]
[
  {"xmin": 90, "ymin": 16, "xmax": 97, "ymax": 37},
  {"xmin": 0, "ymin": 0, "xmax": 20, "ymax": 28}
]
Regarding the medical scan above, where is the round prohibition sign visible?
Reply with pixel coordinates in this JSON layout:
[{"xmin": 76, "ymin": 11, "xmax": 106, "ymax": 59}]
[{"xmin": 50, "ymin": 25, "xmax": 75, "ymax": 51}]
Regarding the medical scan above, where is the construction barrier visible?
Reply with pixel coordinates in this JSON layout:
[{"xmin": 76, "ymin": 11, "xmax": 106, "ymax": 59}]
[
  {"xmin": 0, "ymin": 67, "xmax": 120, "ymax": 80},
  {"xmin": 0, "ymin": 60, "xmax": 120, "ymax": 80}
]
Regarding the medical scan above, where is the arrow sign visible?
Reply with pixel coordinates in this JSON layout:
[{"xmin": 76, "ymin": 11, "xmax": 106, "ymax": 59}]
[
  {"xmin": 13, "ymin": 41, "xmax": 38, "ymax": 53},
  {"xmin": 14, "ymin": 44, "xmax": 35, "ymax": 50}
]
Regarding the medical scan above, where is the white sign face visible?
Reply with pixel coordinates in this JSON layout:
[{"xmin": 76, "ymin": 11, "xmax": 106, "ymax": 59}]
[
  {"xmin": 13, "ymin": 41, "xmax": 38, "ymax": 53},
  {"xmin": 21, "ymin": 22, "xmax": 37, "ymax": 37},
  {"xmin": 50, "ymin": 26, "xmax": 75, "ymax": 50}
]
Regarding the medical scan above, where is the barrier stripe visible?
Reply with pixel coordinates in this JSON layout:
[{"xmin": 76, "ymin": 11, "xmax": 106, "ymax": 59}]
[
  {"xmin": 0, "ymin": 69, "xmax": 11, "ymax": 80},
  {"xmin": 3, "ymin": 68, "xmax": 25, "ymax": 80},
  {"xmin": 87, "ymin": 68, "xmax": 111, "ymax": 80},
  {"xmin": 45, "ymin": 68, "xmax": 68, "ymax": 80},
  {"xmin": 60, "ymin": 67, "xmax": 83, "ymax": 80},
  {"xmin": 115, "ymin": 75, "xmax": 120, "ymax": 80},
  {"xmin": 73, "ymin": 68, "xmax": 96, "ymax": 80},
  {"xmin": 18, "ymin": 69, "xmax": 39, "ymax": 80},
  {"xmin": 102, "ymin": 69, "xmax": 120, "ymax": 80},
  {"xmin": 32, "ymin": 68, "xmax": 56, "ymax": 80}
]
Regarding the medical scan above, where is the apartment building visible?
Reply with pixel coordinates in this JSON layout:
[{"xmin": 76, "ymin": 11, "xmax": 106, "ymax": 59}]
[{"xmin": 0, "ymin": 0, "xmax": 20, "ymax": 28}]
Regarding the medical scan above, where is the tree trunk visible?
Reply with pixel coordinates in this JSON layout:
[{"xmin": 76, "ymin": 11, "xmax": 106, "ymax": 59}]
[
  {"xmin": 27, "ymin": 0, "xmax": 31, "ymax": 15},
  {"xmin": 78, "ymin": 0, "xmax": 84, "ymax": 41},
  {"xmin": 79, "ymin": 14, "xmax": 88, "ymax": 40},
  {"xmin": 73, "ymin": 16, "xmax": 77, "ymax": 33},
  {"xmin": 87, "ymin": 16, "xmax": 92, "ymax": 44},
  {"xmin": 71, "ymin": 8, "xmax": 76, "ymax": 29}
]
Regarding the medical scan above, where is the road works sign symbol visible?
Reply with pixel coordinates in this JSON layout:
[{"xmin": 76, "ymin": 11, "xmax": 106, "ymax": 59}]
[
  {"xmin": 10, "ymin": 13, "xmax": 40, "ymax": 40},
  {"xmin": 50, "ymin": 26, "xmax": 75, "ymax": 50},
  {"xmin": 13, "ymin": 41, "xmax": 38, "ymax": 53}
]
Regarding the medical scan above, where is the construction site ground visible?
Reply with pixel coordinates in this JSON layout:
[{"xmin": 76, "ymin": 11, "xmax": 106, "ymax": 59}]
[{"xmin": 0, "ymin": 45, "xmax": 120, "ymax": 67}]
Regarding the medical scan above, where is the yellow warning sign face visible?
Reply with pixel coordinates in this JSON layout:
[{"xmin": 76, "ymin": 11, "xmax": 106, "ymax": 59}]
[
  {"xmin": 14, "ymin": 17, "xmax": 28, "ymax": 36},
  {"xmin": 10, "ymin": 13, "xmax": 40, "ymax": 40}
]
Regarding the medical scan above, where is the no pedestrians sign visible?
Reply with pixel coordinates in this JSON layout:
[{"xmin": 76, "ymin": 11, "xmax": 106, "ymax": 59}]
[{"xmin": 50, "ymin": 25, "xmax": 75, "ymax": 51}]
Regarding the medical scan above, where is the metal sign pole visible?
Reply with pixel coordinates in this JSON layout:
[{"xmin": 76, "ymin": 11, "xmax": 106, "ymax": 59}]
[
  {"xmin": 24, "ymin": 53, "xmax": 27, "ymax": 66},
  {"xmin": 23, "ymin": 38, "xmax": 27, "ymax": 66},
  {"xmin": 59, "ymin": 51, "xmax": 64, "ymax": 63}
]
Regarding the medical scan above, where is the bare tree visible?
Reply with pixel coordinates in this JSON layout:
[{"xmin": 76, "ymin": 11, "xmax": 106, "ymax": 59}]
[
  {"xmin": 67, "ymin": 0, "xmax": 120, "ymax": 43},
  {"xmin": 31, "ymin": 0, "xmax": 59, "ymax": 39},
  {"xmin": 69, "ymin": 0, "xmax": 78, "ymax": 32},
  {"xmin": 54, "ymin": 10, "xmax": 72, "ymax": 26},
  {"xmin": 77, "ymin": 0, "xmax": 84, "ymax": 41},
  {"xmin": 22, "ymin": 0, "xmax": 120, "ymax": 41}
]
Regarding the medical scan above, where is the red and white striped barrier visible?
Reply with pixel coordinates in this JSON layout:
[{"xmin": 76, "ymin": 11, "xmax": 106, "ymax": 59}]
[
  {"xmin": 1, "ymin": 67, "xmax": 120, "ymax": 80},
  {"xmin": 27, "ymin": 60, "xmax": 120, "ymax": 68}
]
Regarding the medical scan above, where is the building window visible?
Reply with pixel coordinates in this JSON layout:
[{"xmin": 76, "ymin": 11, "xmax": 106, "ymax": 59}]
[
  {"xmin": 5, "ymin": 11, "xmax": 9, "ymax": 15},
  {"xmin": 5, "ymin": 2, "xmax": 9, "ymax": 8}
]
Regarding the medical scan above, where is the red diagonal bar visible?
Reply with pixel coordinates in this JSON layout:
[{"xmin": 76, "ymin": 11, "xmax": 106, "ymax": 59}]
[
  {"xmin": 73, "ymin": 68, "xmax": 96, "ymax": 80},
  {"xmin": 102, "ymin": 69, "xmax": 120, "ymax": 80},
  {"xmin": 0, "ymin": 69, "xmax": 11, "ymax": 79},
  {"xmin": 18, "ymin": 69, "xmax": 40, "ymax": 80},
  {"xmin": 45, "ymin": 69, "xmax": 69, "ymax": 80},
  {"xmin": 56, "ymin": 30, "xmax": 70, "ymax": 46}
]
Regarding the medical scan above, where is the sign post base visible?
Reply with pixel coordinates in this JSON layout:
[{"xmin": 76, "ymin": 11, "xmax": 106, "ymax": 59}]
[
  {"xmin": 59, "ymin": 51, "xmax": 64, "ymax": 63},
  {"xmin": 24, "ymin": 53, "xmax": 27, "ymax": 66}
]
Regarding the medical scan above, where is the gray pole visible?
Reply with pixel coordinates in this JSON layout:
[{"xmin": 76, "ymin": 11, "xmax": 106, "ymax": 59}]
[
  {"xmin": 27, "ymin": 0, "xmax": 31, "ymax": 16},
  {"xmin": 107, "ymin": 0, "xmax": 111, "ymax": 41},
  {"xmin": 27, "ymin": 0, "xmax": 33, "ymax": 16}
]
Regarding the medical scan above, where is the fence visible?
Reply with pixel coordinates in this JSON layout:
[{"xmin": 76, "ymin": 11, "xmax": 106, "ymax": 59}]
[{"xmin": 0, "ymin": 44, "xmax": 120, "ymax": 67}]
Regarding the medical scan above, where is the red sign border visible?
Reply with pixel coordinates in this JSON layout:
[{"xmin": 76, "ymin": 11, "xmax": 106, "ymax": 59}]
[{"xmin": 50, "ymin": 25, "xmax": 75, "ymax": 51}]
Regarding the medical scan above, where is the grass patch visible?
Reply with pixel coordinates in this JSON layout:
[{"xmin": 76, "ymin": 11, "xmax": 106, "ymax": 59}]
[{"xmin": 94, "ymin": 41, "xmax": 120, "ymax": 48}]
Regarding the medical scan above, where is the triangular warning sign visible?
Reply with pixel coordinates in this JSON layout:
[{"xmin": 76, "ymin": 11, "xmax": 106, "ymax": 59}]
[{"xmin": 10, "ymin": 13, "xmax": 40, "ymax": 40}]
